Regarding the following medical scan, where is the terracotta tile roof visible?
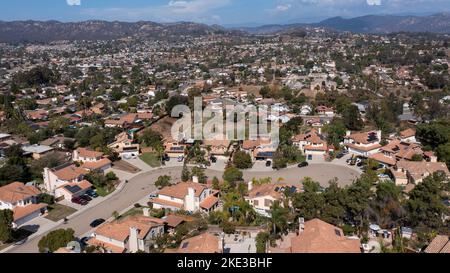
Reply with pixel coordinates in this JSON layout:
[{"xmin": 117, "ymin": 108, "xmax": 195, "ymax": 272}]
[
  {"xmin": 86, "ymin": 238, "xmax": 125, "ymax": 253},
  {"xmin": 242, "ymin": 138, "xmax": 271, "ymax": 150},
  {"xmin": 76, "ymin": 147, "xmax": 104, "ymax": 159},
  {"xmin": 52, "ymin": 164, "xmax": 88, "ymax": 181},
  {"xmin": 163, "ymin": 215, "xmax": 185, "ymax": 228},
  {"xmin": 158, "ymin": 182, "xmax": 209, "ymax": 199},
  {"xmin": 247, "ymin": 183, "xmax": 299, "ymax": 200},
  {"xmin": 199, "ymin": 195, "xmax": 219, "ymax": 210},
  {"xmin": 345, "ymin": 131, "xmax": 379, "ymax": 145},
  {"xmin": 0, "ymin": 182, "xmax": 42, "ymax": 203},
  {"xmin": 424, "ymin": 235, "xmax": 450, "ymax": 253},
  {"xmin": 396, "ymin": 160, "xmax": 450, "ymax": 181},
  {"xmin": 345, "ymin": 143, "xmax": 382, "ymax": 152},
  {"xmin": 149, "ymin": 198, "xmax": 184, "ymax": 209},
  {"xmin": 81, "ymin": 158, "xmax": 112, "ymax": 171},
  {"xmin": 369, "ymin": 153, "xmax": 397, "ymax": 166},
  {"xmin": 93, "ymin": 216, "xmax": 163, "ymax": 243},
  {"xmin": 290, "ymin": 219, "xmax": 361, "ymax": 253},
  {"xmin": 175, "ymin": 233, "xmax": 221, "ymax": 253},
  {"xmin": 13, "ymin": 203, "xmax": 47, "ymax": 221}
]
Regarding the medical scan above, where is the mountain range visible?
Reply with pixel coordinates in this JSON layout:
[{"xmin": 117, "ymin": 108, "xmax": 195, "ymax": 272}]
[{"xmin": 0, "ymin": 13, "xmax": 449, "ymax": 43}]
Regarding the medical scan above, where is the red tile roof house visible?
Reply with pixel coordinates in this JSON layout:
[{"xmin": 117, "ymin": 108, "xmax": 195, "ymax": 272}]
[
  {"xmin": 268, "ymin": 218, "xmax": 362, "ymax": 253},
  {"xmin": 72, "ymin": 147, "xmax": 112, "ymax": 173},
  {"xmin": 244, "ymin": 181, "xmax": 300, "ymax": 217},
  {"xmin": 87, "ymin": 211, "xmax": 165, "ymax": 253},
  {"xmin": 369, "ymin": 139, "xmax": 424, "ymax": 167},
  {"xmin": 0, "ymin": 182, "xmax": 48, "ymax": 228},
  {"xmin": 43, "ymin": 163, "xmax": 92, "ymax": 200},
  {"xmin": 292, "ymin": 129, "xmax": 334, "ymax": 158},
  {"xmin": 344, "ymin": 130, "xmax": 382, "ymax": 157},
  {"xmin": 149, "ymin": 178, "xmax": 220, "ymax": 213},
  {"xmin": 390, "ymin": 160, "xmax": 450, "ymax": 186}
]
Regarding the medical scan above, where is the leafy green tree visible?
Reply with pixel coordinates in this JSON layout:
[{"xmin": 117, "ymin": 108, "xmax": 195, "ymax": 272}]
[
  {"xmin": 181, "ymin": 165, "xmax": 191, "ymax": 182},
  {"xmin": 0, "ymin": 209, "xmax": 14, "ymax": 243},
  {"xmin": 436, "ymin": 143, "xmax": 450, "ymax": 168},
  {"xmin": 416, "ymin": 120, "xmax": 450, "ymax": 149},
  {"xmin": 293, "ymin": 178, "xmax": 324, "ymax": 220},
  {"xmin": 255, "ymin": 232, "xmax": 270, "ymax": 253},
  {"xmin": 342, "ymin": 104, "xmax": 363, "ymax": 131},
  {"xmin": 269, "ymin": 201, "xmax": 290, "ymax": 235},
  {"xmin": 212, "ymin": 176, "xmax": 220, "ymax": 190},
  {"xmin": 405, "ymin": 172, "xmax": 448, "ymax": 229},
  {"xmin": 222, "ymin": 166, "xmax": 243, "ymax": 185},
  {"xmin": 322, "ymin": 180, "xmax": 346, "ymax": 225},
  {"xmin": 155, "ymin": 175, "xmax": 171, "ymax": 189},
  {"xmin": 232, "ymin": 151, "xmax": 252, "ymax": 169},
  {"xmin": 38, "ymin": 228, "xmax": 75, "ymax": 253},
  {"xmin": 191, "ymin": 167, "xmax": 207, "ymax": 183},
  {"xmin": 324, "ymin": 119, "xmax": 347, "ymax": 147}
]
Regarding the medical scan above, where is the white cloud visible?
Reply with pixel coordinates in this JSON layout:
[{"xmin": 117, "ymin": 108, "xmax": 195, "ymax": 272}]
[
  {"xmin": 276, "ymin": 4, "xmax": 292, "ymax": 12},
  {"xmin": 367, "ymin": 0, "xmax": 382, "ymax": 5},
  {"xmin": 81, "ymin": 0, "xmax": 230, "ymax": 23},
  {"xmin": 66, "ymin": 0, "xmax": 81, "ymax": 6}
]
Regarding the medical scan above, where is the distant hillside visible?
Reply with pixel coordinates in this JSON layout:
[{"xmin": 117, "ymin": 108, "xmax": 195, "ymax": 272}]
[
  {"xmin": 1, "ymin": 12, "xmax": 449, "ymax": 43},
  {"xmin": 242, "ymin": 13, "xmax": 450, "ymax": 35},
  {"xmin": 0, "ymin": 20, "xmax": 242, "ymax": 43}
]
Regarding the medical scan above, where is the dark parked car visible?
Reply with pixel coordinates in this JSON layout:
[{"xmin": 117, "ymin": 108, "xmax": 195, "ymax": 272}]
[
  {"xmin": 210, "ymin": 156, "xmax": 217, "ymax": 163},
  {"xmin": 86, "ymin": 189, "xmax": 98, "ymax": 198},
  {"xmin": 71, "ymin": 196, "xmax": 88, "ymax": 206},
  {"xmin": 298, "ymin": 162, "xmax": 309, "ymax": 168},
  {"xmin": 266, "ymin": 160, "xmax": 272, "ymax": 167},
  {"xmin": 90, "ymin": 218, "xmax": 105, "ymax": 228},
  {"xmin": 163, "ymin": 154, "xmax": 170, "ymax": 161},
  {"xmin": 80, "ymin": 195, "xmax": 92, "ymax": 202},
  {"xmin": 336, "ymin": 153, "xmax": 344, "ymax": 159}
]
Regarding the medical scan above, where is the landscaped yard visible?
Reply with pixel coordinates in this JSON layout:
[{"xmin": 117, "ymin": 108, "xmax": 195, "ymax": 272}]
[
  {"xmin": 139, "ymin": 153, "xmax": 161, "ymax": 168},
  {"xmin": 44, "ymin": 203, "xmax": 77, "ymax": 222}
]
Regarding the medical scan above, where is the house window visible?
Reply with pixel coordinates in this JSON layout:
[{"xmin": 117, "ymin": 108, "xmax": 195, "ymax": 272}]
[
  {"xmin": 264, "ymin": 199, "xmax": 272, "ymax": 207},
  {"xmin": 253, "ymin": 200, "xmax": 259, "ymax": 206}
]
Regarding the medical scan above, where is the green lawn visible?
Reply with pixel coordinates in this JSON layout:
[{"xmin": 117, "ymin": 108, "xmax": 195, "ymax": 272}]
[
  {"xmin": 139, "ymin": 153, "xmax": 162, "ymax": 168},
  {"xmin": 95, "ymin": 187, "xmax": 111, "ymax": 197},
  {"xmin": 45, "ymin": 203, "xmax": 77, "ymax": 222}
]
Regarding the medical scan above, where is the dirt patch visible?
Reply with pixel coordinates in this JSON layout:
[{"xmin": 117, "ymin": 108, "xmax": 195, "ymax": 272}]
[{"xmin": 112, "ymin": 160, "xmax": 141, "ymax": 173}]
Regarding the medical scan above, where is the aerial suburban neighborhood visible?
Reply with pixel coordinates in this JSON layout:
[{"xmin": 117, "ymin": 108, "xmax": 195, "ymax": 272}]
[{"xmin": 0, "ymin": 1, "xmax": 449, "ymax": 261}]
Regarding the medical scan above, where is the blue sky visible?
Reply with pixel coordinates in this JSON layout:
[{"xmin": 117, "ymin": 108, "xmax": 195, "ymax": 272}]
[{"xmin": 1, "ymin": 0, "xmax": 449, "ymax": 26}]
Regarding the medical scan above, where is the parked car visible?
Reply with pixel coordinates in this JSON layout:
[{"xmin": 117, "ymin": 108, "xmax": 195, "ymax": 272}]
[
  {"xmin": 336, "ymin": 153, "xmax": 344, "ymax": 159},
  {"xmin": 163, "ymin": 154, "xmax": 170, "ymax": 161},
  {"xmin": 298, "ymin": 161, "xmax": 309, "ymax": 168},
  {"xmin": 307, "ymin": 155, "xmax": 313, "ymax": 161},
  {"xmin": 71, "ymin": 196, "xmax": 88, "ymax": 206},
  {"xmin": 90, "ymin": 218, "xmax": 105, "ymax": 228},
  {"xmin": 210, "ymin": 156, "xmax": 217, "ymax": 163},
  {"xmin": 86, "ymin": 189, "xmax": 98, "ymax": 198},
  {"xmin": 197, "ymin": 164, "xmax": 207, "ymax": 169},
  {"xmin": 177, "ymin": 155, "xmax": 184, "ymax": 162},
  {"xmin": 80, "ymin": 195, "xmax": 92, "ymax": 202},
  {"xmin": 266, "ymin": 160, "xmax": 272, "ymax": 167}
]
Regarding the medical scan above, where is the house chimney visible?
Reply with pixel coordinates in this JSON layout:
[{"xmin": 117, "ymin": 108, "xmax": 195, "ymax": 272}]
[
  {"xmin": 248, "ymin": 181, "xmax": 253, "ymax": 191},
  {"xmin": 143, "ymin": 208, "xmax": 150, "ymax": 217},
  {"xmin": 192, "ymin": 176, "xmax": 199, "ymax": 183},
  {"xmin": 129, "ymin": 227, "xmax": 140, "ymax": 253},
  {"xmin": 299, "ymin": 217, "xmax": 305, "ymax": 234}
]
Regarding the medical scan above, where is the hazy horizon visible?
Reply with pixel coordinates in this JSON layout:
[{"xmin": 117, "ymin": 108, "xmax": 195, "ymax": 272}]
[{"xmin": 1, "ymin": 0, "xmax": 450, "ymax": 26}]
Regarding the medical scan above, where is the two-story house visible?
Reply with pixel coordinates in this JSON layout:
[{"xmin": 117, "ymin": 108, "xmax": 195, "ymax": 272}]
[
  {"xmin": 344, "ymin": 130, "xmax": 382, "ymax": 157},
  {"xmin": 73, "ymin": 147, "xmax": 112, "ymax": 172},
  {"xmin": 244, "ymin": 181, "xmax": 300, "ymax": 217},
  {"xmin": 0, "ymin": 182, "xmax": 47, "ymax": 228},
  {"xmin": 43, "ymin": 163, "xmax": 92, "ymax": 199},
  {"xmin": 87, "ymin": 212, "xmax": 165, "ymax": 253},
  {"xmin": 149, "ymin": 178, "xmax": 219, "ymax": 213}
]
